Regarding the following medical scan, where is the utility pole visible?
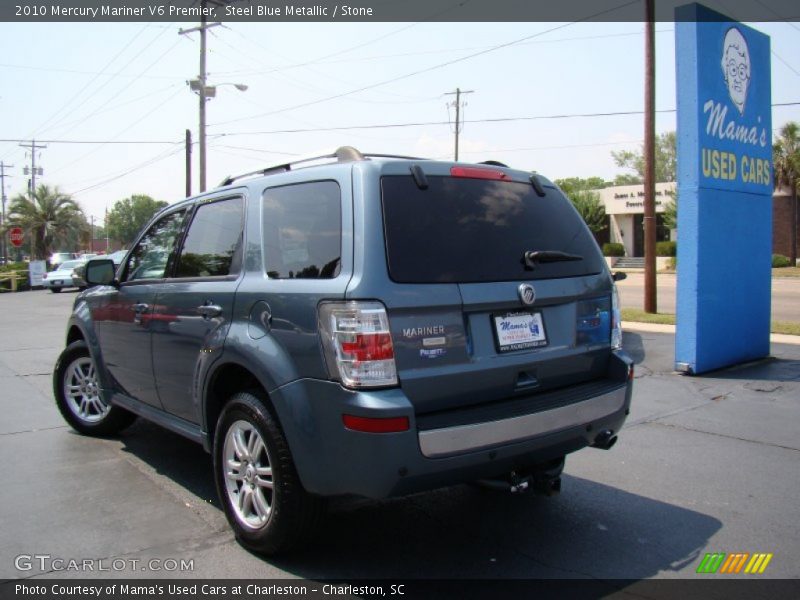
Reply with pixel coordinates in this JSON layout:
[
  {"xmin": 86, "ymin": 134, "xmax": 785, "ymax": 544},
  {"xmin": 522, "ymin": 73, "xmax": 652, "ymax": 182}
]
[
  {"xmin": 643, "ymin": 0, "xmax": 657, "ymax": 314},
  {"xmin": 0, "ymin": 162, "xmax": 13, "ymax": 263},
  {"xmin": 19, "ymin": 140, "xmax": 46, "ymax": 258},
  {"xmin": 19, "ymin": 140, "xmax": 47, "ymax": 197},
  {"xmin": 90, "ymin": 215, "xmax": 95, "ymax": 253},
  {"xmin": 180, "ymin": 1, "xmax": 220, "ymax": 193},
  {"xmin": 185, "ymin": 129, "xmax": 193, "ymax": 197},
  {"xmin": 445, "ymin": 88, "xmax": 474, "ymax": 161}
]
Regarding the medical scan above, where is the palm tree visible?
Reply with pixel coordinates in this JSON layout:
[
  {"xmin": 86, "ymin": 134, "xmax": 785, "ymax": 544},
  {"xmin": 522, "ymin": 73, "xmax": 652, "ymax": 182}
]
[
  {"xmin": 774, "ymin": 122, "xmax": 800, "ymax": 265},
  {"xmin": 8, "ymin": 185, "xmax": 86, "ymax": 260}
]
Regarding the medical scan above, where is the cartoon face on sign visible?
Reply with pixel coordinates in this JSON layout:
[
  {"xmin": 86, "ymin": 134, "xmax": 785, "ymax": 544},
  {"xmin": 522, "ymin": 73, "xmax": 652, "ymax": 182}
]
[{"xmin": 721, "ymin": 27, "xmax": 751, "ymax": 115}]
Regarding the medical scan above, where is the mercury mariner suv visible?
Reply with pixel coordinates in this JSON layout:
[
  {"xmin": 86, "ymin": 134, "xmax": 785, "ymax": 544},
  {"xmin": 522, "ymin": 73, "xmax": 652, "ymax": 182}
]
[{"xmin": 53, "ymin": 147, "xmax": 633, "ymax": 555}]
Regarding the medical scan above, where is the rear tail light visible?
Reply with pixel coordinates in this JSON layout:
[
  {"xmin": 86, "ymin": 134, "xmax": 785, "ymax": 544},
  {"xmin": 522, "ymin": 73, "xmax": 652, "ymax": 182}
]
[
  {"xmin": 319, "ymin": 301, "xmax": 398, "ymax": 388},
  {"xmin": 611, "ymin": 285, "xmax": 623, "ymax": 350}
]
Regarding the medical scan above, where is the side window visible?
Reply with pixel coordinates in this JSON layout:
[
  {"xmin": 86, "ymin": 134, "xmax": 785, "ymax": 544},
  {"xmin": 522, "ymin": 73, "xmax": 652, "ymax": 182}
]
[
  {"xmin": 262, "ymin": 181, "xmax": 341, "ymax": 279},
  {"xmin": 122, "ymin": 210, "xmax": 186, "ymax": 283},
  {"xmin": 174, "ymin": 197, "xmax": 244, "ymax": 278}
]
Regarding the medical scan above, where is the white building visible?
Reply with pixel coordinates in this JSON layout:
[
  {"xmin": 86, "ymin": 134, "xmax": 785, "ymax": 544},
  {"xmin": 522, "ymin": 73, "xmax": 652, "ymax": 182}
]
[{"xmin": 596, "ymin": 182, "xmax": 675, "ymax": 257}]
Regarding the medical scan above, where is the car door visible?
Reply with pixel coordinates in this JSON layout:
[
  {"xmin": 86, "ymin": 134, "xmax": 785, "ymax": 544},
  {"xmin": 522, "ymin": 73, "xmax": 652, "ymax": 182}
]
[
  {"xmin": 150, "ymin": 194, "xmax": 245, "ymax": 423},
  {"xmin": 91, "ymin": 208, "xmax": 188, "ymax": 408}
]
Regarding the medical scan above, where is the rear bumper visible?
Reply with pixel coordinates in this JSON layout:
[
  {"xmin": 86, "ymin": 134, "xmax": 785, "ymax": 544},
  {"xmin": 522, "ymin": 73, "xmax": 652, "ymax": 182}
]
[
  {"xmin": 270, "ymin": 351, "xmax": 633, "ymax": 499},
  {"xmin": 41, "ymin": 278, "xmax": 73, "ymax": 288}
]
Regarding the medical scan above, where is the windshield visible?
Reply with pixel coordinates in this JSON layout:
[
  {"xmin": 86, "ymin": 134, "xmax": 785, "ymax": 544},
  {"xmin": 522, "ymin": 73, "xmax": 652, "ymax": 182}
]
[{"xmin": 381, "ymin": 175, "xmax": 605, "ymax": 283}]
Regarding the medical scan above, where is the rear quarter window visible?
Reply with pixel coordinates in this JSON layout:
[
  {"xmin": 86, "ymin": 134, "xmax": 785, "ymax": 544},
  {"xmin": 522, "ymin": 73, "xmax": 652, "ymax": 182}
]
[{"xmin": 262, "ymin": 180, "xmax": 342, "ymax": 279}]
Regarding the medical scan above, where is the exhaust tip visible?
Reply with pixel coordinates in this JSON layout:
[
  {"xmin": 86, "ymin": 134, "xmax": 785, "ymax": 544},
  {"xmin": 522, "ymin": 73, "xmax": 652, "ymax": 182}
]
[{"xmin": 592, "ymin": 429, "xmax": 618, "ymax": 450}]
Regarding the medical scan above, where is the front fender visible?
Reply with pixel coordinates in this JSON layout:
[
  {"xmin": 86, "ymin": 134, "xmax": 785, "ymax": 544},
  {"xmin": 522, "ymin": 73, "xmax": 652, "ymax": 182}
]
[{"xmin": 66, "ymin": 298, "xmax": 116, "ymax": 402}]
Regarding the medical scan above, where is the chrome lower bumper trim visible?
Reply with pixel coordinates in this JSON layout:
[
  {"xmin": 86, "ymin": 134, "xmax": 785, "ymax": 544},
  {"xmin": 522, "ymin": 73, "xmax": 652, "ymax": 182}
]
[{"xmin": 418, "ymin": 385, "xmax": 627, "ymax": 458}]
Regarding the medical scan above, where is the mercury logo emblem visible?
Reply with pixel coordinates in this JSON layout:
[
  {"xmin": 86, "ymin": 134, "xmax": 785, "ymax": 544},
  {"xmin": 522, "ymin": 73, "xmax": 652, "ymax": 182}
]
[{"xmin": 518, "ymin": 284, "xmax": 536, "ymax": 306}]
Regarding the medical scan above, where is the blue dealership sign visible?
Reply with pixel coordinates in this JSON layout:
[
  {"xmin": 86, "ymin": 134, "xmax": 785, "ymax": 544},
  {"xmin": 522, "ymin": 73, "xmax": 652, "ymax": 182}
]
[{"xmin": 675, "ymin": 4, "xmax": 772, "ymax": 374}]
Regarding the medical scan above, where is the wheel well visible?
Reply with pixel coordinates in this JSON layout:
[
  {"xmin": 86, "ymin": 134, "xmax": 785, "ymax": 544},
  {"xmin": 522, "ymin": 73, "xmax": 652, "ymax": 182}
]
[
  {"xmin": 66, "ymin": 326, "xmax": 84, "ymax": 345},
  {"xmin": 205, "ymin": 363, "xmax": 263, "ymax": 437}
]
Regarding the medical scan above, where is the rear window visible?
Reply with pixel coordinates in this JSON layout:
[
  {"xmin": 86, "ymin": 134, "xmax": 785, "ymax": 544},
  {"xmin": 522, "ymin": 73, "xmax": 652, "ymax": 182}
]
[{"xmin": 381, "ymin": 175, "xmax": 605, "ymax": 283}]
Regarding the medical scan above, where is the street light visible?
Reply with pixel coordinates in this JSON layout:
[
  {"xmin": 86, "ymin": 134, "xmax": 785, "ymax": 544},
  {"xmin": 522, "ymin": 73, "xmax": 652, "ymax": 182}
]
[
  {"xmin": 187, "ymin": 79, "xmax": 247, "ymax": 192},
  {"xmin": 188, "ymin": 79, "xmax": 248, "ymax": 98}
]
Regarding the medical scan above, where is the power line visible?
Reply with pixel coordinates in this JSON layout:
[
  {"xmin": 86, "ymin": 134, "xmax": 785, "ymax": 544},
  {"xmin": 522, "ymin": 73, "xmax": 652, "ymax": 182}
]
[
  {"xmin": 0, "ymin": 100, "xmax": 796, "ymax": 148},
  {"xmin": 211, "ymin": 28, "xmax": 674, "ymax": 78},
  {"xmin": 49, "ymin": 33, "xmax": 183, "ymax": 142},
  {"xmin": 213, "ymin": 101, "xmax": 799, "ymax": 137},
  {"xmin": 209, "ymin": 0, "xmax": 641, "ymax": 128},
  {"xmin": 0, "ymin": 61, "xmax": 183, "ymax": 80},
  {"xmin": 65, "ymin": 144, "xmax": 184, "ymax": 196},
  {"xmin": 0, "ymin": 138, "xmax": 180, "ymax": 144},
  {"xmin": 51, "ymin": 87, "xmax": 185, "ymax": 175},
  {"xmin": 30, "ymin": 24, "xmax": 159, "ymax": 141}
]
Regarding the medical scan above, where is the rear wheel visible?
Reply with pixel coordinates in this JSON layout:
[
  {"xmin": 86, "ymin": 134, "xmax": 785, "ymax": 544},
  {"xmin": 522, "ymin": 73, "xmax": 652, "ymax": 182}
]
[
  {"xmin": 53, "ymin": 340, "xmax": 136, "ymax": 435},
  {"xmin": 213, "ymin": 391, "xmax": 323, "ymax": 555}
]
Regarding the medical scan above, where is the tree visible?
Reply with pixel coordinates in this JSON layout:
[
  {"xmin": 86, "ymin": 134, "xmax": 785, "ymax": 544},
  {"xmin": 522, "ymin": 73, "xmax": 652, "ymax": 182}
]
[
  {"xmin": 612, "ymin": 131, "xmax": 678, "ymax": 230},
  {"xmin": 773, "ymin": 122, "xmax": 800, "ymax": 264},
  {"xmin": 662, "ymin": 198, "xmax": 678, "ymax": 231},
  {"xmin": 106, "ymin": 194, "xmax": 169, "ymax": 246},
  {"xmin": 611, "ymin": 131, "xmax": 677, "ymax": 184},
  {"xmin": 554, "ymin": 177, "xmax": 607, "ymax": 233},
  {"xmin": 8, "ymin": 185, "xmax": 86, "ymax": 260}
]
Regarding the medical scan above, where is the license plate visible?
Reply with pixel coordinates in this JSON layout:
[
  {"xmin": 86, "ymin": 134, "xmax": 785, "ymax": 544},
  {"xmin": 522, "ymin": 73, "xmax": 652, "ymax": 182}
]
[
  {"xmin": 53, "ymin": 280, "xmax": 63, "ymax": 285},
  {"xmin": 493, "ymin": 312, "xmax": 547, "ymax": 352}
]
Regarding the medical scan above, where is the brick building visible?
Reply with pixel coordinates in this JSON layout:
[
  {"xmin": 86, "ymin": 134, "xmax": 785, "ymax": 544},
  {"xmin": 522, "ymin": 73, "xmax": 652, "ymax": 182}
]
[{"xmin": 773, "ymin": 186, "xmax": 799, "ymax": 259}]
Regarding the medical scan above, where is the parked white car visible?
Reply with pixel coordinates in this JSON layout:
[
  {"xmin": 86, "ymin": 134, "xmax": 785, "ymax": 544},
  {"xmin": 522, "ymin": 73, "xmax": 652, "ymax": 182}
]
[{"xmin": 41, "ymin": 260, "xmax": 85, "ymax": 293}]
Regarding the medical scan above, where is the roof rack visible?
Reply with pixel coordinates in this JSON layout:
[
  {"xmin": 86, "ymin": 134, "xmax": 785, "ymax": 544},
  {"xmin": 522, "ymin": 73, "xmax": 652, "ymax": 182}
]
[{"xmin": 217, "ymin": 146, "xmax": 430, "ymax": 187}]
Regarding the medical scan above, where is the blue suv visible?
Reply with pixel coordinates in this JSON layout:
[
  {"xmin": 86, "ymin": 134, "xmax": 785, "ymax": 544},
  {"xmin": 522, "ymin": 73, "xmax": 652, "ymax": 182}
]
[{"xmin": 53, "ymin": 147, "xmax": 633, "ymax": 554}]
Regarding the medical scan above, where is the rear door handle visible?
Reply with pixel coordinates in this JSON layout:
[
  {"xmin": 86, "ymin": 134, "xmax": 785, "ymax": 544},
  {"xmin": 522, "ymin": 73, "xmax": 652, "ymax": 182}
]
[{"xmin": 197, "ymin": 304, "xmax": 223, "ymax": 319}]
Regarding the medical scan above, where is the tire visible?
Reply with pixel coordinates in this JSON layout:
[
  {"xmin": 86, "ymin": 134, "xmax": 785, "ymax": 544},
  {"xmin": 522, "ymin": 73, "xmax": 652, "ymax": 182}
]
[
  {"xmin": 213, "ymin": 390, "xmax": 323, "ymax": 555},
  {"xmin": 50, "ymin": 287, "xmax": 62, "ymax": 293},
  {"xmin": 53, "ymin": 340, "xmax": 137, "ymax": 436}
]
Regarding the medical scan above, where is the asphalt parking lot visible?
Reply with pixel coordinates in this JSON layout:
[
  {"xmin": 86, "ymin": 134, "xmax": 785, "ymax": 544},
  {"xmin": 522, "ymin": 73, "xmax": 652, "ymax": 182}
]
[{"xmin": 0, "ymin": 289, "xmax": 798, "ymax": 582}]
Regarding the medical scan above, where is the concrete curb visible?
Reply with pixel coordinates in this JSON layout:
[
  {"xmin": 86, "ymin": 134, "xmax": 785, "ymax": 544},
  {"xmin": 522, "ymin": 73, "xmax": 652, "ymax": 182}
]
[{"xmin": 623, "ymin": 321, "xmax": 800, "ymax": 346}]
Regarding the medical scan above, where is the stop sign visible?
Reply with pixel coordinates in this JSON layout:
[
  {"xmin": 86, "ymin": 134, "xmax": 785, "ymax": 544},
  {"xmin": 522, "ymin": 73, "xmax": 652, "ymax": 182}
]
[{"xmin": 9, "ymin": 227, "xmax": 23, "ymax": 248}]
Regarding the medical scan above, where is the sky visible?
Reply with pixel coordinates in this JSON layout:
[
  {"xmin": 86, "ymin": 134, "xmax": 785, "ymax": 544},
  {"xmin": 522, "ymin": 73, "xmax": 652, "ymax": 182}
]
[{"xmin": 1, "ymin": 12, "xmax": 799, "ymax": 226}]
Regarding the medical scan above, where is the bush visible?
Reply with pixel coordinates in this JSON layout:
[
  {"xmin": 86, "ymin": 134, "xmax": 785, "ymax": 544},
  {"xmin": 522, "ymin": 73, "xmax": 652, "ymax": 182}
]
[
  {"xmin": 772, "ymin": 254, "xmax": 791, "ymax": 268},
  {"xmin": 0, "ymin": 261, "xmax": 30, "ymax": 291},
  {"xmin": 602, "ymin": 243, "xmax": 625, "ymax": 257},
  {"xmin": 656, "ymin": 241, "xmax": 677, "ymax": 256}
]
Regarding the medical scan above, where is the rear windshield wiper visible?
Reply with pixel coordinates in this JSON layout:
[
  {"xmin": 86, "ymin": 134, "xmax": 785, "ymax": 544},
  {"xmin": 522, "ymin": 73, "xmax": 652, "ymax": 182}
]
[{"xmin": 523, "ymin": 250, "xmax": 584, "ymax": 270}]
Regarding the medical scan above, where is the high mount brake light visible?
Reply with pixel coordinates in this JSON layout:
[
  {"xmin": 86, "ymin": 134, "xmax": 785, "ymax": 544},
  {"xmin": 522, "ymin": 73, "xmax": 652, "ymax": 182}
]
[
  {"xmin": 449, "ymin": 166, "xmax": 509, "ymax": 181},
  {"xmin": 318, "ymin": 301, "xmax": 398, "ymax": 388}
]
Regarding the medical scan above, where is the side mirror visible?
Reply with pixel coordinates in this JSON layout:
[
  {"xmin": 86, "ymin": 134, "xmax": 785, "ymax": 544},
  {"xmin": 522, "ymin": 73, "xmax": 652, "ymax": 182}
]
[
  {"xmin": 85, "ymin": 259, "xmax": 117, "ymax": 287},
  {"xmin": 612, "ymin": 271, "xmax": 627, "ymax": 282}
]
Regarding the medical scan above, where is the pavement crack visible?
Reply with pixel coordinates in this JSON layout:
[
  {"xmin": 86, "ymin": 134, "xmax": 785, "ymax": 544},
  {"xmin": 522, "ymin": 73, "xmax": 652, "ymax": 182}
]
[
  {"xmin": 623, "ymin": 400, "xmax": 711, "ymax": 430},
  {"xmin": 649, "ymin": 421, "xmax": 800, "ymax": 453},
  {"xmin": 0, "ymin": 425, "xmax": 68, "ymax": 436}
]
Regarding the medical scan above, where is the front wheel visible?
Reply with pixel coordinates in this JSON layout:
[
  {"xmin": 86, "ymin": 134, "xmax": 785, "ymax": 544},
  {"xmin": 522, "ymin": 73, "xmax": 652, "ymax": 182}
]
[
  {"xmin": 50, "ymin": 287, "xmax": 62, "ymax": 293},
  {"xmin": 213, "ymin": 391, "xmax": 323, "ymax": 555},
  {"xmin": 53, "ymin": 340, "xmax": 136, "ymax": 435}
]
